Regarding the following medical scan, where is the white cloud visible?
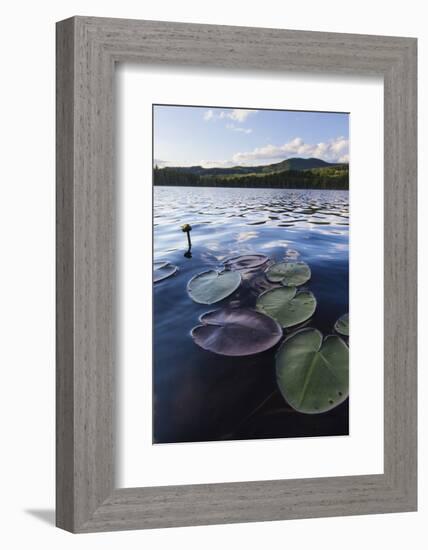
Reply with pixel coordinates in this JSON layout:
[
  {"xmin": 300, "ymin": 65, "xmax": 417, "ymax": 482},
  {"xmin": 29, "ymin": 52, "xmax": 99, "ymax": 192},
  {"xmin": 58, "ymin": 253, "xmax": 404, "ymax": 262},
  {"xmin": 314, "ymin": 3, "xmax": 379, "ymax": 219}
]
[
  {"xmin": 155, "ymin": 135, "xmax": 349, "ymax": 170},
  {"xmin": 226, "ymin": 123, "xmax": 252, "ymax": 134},
  {"xmin": 153, "ymin": 158, "xmax": 170, "ymax": 168},
  {"xmin": 220, "ymin": 109, "xmax": 257, "ymax": 123},
  {"xmin": 232, "ymin": 136, "xmax": 349, "ymax": 165},
  {"xmin": 199, "ymin": 159, "xmax": 236, "ymax": 169},
  {"xmin": 154, "ymin": 159, "xmax": 197, "ymax": 168},
  {"xmin": 203, "ymin": 108, "xmax": 257, "ymax": 124},
  {"xmin": 154, "ymin": 158, "xmax": 237, "ymax": 169},
  {"xmin": 203, "ymin": 109, "xmax": 214, "ymax": 121}
]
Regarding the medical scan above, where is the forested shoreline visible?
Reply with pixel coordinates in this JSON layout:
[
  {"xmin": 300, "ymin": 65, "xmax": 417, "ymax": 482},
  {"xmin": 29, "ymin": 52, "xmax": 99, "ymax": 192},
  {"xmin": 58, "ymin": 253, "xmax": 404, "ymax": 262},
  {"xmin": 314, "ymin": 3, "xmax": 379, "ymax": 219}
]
[{"xmin": 153, "ymin": 164, "xmax": 349, "ymax": 190}]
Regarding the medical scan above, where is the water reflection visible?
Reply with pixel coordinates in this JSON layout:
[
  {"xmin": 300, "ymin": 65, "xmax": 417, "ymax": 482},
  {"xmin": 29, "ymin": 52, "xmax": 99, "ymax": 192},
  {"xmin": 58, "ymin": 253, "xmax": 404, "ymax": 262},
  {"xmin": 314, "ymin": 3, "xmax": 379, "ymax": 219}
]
[{"xmin": 153, "ymin": 186, "xmax": 349, "ymax": 444}]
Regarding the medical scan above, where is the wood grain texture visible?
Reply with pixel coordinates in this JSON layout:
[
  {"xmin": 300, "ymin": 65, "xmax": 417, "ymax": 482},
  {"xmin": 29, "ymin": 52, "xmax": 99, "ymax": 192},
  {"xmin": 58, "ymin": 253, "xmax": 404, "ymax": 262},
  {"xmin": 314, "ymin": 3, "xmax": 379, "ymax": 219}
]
[
  {"xmin": 56, "ymin": 16, "xmax": 417, "ymax": 533},
  {"xmin": 56, "ymin": 18, "xmax": 76, "ymax": 532}
]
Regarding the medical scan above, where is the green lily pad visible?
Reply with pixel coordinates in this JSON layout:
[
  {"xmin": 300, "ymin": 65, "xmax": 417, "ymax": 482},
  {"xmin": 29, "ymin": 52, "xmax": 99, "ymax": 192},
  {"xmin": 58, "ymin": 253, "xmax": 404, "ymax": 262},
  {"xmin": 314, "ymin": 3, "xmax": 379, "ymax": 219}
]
[
  {"xmin": 191, "ymin": 308, "xmax": 282, "ymax": 356},
  {"xmin": 335, "ymin": 313, "xmax": 349, "ymax": 336},
  {"xmin": 256, "ymin": 287, "xmax": 316, "ymax": 328},
  {"xmin": 187, "ymin": 270, "xmax": 241, "ymax": 304},
  {"xmin": 276, "ymin": 328, "xmax": 349, "ymax": 414},
  {"xmin": 247, "ymin": 273, "xmax": 282, "ymax": 295},
  {"xmin": 265, "ymin": 261, "xmax": 311, "ymax": 286},
  {"xmin": 154, "ymin": 261, "xmax": 178, "ymax": 283}
]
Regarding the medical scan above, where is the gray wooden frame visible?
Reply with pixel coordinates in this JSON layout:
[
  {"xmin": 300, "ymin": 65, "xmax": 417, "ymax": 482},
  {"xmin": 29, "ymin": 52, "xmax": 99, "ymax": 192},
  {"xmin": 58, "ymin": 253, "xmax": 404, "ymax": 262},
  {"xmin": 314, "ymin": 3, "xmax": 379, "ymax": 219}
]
[{"xmin": 56, "ymin": 16, "xmax": 417, "ymax": 533}]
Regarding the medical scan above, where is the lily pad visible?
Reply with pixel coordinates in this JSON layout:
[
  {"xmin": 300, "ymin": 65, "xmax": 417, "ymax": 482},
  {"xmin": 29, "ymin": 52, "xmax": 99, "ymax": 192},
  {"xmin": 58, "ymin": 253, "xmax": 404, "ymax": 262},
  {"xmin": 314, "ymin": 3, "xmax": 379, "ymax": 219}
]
[
  {"xmin": 247, "ymin": 273, "xmax": 282, "ymax": 295},
  {"xmin": 154, "ymin": 261, "xmax": 178, "ymax": 283},
  {"xmin": 187, "ymin": 270, "xmax": 241, "ymax": 304},
  {"xmin": 256, "ymin": 287, "xmax": 316, "ymax": 328},
  {"xmin": 191, "ymin": 308, "xmax": 282, "ymax": 356},
  {"xmin": 335, "ymin": 313, "xmax": 349, "ymax": 336},
  {"xmin": 224, "ymin": 254, "xmax": 269, "ymax": 271},
  {"xmin": 276, "ymin": 328, "xmax": 349, "ymax": 414},
  {"xmin": 265, "ymin": 261, "xmax": 311, "ymax": 286}
]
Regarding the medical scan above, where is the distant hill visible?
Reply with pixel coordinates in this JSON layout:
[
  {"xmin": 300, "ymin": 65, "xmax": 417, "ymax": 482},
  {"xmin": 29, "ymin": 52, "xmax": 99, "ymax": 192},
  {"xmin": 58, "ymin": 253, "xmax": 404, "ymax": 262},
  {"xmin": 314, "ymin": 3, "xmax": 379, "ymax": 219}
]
[
  {"xmin": 153, "ymin": 157, "xmax": 349, "ymax": 190},
  {"xmin": 157, "ymin": 157, "xmax": 342, "ymax": 177},
  {"xmin": 260, "ymin": 157, "xmax": 336, "ymax": 172}
]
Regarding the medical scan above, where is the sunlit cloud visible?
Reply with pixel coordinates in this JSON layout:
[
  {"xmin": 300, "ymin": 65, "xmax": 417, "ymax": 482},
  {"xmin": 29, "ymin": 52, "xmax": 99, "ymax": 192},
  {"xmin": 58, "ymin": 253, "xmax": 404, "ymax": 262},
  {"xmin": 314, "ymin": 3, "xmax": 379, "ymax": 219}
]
[
  {"xmin": 154, "ymin": 158, "xmax": 198, "ymax": 168},
  {"xmin": 153, "ymin": 158, "xmax": 172, "ymax": 168},
  {"xmin": 199, "ymin": 159, "xmax": 236, "ymax": 168},
  {"xmin": 155, "ymin": 134, "xmax": 349, "ymax": 169},
  {"xmin": 203, "ymin": 109, "xmax": 214, "ymax": 121},
  {"xmin": 220, "ymin": 109, "xmax": 258, "ymax": 123},
  {"xmin": 232, "ymin": 136, "xmax": 349, "ymax": 165},
  {"xmin": 155, "ymin": 158, "xmax": 237, "ymax": 169},
  {"xmin": 203, "ymin": 108, "xmax": 258, "ymax": 124},
  {"xmin": 226, "ymin": 123, "xmax": 252, "ymax": 134}
]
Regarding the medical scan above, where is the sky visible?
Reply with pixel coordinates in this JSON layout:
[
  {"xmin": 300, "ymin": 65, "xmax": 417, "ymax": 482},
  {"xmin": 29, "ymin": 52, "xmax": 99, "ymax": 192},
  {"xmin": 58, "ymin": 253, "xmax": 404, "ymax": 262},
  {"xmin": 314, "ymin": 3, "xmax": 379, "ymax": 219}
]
[{"xmin": 153, "ymin": 105, "xmax": 349, "ymax": 168}]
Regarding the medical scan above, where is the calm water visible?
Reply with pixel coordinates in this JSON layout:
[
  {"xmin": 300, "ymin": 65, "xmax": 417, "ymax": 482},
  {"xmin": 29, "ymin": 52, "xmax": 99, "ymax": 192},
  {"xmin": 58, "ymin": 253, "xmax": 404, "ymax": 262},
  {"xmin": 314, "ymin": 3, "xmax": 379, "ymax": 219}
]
[{"xmin": 153, "ymin": 186, "xmax": 349, "ymax": 444}]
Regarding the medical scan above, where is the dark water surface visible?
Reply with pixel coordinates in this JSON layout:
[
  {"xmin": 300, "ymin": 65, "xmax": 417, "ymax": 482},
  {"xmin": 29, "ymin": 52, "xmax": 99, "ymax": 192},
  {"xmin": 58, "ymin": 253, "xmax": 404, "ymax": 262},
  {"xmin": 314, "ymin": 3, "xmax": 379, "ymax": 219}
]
[{"xmin": 153, "ymin": 186, "xmax": 349, "ymax": 444}]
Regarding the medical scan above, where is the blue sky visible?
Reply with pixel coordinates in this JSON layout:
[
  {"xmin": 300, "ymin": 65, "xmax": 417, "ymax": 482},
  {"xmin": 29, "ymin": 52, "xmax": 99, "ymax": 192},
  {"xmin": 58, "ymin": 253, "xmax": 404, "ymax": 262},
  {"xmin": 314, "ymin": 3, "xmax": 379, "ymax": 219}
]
[{"xmin": 153, "ymin": 105, "xmax": 349, "ymax": 168}]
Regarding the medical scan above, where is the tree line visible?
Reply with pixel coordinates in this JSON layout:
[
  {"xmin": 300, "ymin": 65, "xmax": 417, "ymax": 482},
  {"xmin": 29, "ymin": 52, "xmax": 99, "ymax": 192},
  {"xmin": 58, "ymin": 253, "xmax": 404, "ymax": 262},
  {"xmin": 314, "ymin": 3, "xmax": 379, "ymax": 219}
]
[{"xmin": 153, "ymin": 166, "xmax": 349, "ymax": 190}]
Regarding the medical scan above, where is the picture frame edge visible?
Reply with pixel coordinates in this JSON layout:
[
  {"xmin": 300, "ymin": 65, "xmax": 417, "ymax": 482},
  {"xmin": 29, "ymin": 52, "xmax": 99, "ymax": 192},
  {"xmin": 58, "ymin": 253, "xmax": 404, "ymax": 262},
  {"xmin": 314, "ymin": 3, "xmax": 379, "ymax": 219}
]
[{"xmin": 56, "ymin": 16, "xmax": 417, "ymax": 533}]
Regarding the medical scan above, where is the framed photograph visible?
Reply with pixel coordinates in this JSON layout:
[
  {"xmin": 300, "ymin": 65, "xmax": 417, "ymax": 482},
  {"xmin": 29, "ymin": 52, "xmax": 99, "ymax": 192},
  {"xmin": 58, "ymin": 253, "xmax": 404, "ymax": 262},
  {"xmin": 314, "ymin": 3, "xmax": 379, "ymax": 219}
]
[
  {"xmin": 151, "ymin": 103, "xmax": 350, "ymax": 445},
  {"xmin": 56, "ymin": 17, "xmax": 417, "ymax": 532}
]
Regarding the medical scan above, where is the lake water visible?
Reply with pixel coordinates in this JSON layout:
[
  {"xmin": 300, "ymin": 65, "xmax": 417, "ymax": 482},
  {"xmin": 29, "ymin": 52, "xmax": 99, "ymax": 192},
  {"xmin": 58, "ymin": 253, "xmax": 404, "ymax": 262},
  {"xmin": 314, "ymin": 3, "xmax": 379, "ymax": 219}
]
[{"xmin": 153, "ymin": 186, "xmax": 349, "ymax": 444}]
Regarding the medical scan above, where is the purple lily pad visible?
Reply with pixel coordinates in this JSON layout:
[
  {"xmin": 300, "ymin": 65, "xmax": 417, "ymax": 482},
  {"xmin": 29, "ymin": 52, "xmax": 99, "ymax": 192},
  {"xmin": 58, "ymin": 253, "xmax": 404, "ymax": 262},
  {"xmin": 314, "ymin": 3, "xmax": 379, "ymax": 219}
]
[
  {"xmin": 224, "ymin": 254, "xmax": 269, "ymax": 272},
  {"xmin": 154, "ymin": 260, "xmax": 168, "ymax": 269},
  {"xmin": 154, "ymin": 261, "xmax": 178, "ymax": 283},
  {"xmin": 191, "ymin": 307, "xmax": 282, "ymax": 357}
]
